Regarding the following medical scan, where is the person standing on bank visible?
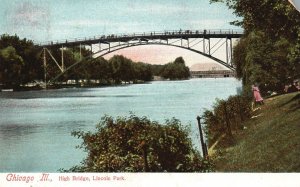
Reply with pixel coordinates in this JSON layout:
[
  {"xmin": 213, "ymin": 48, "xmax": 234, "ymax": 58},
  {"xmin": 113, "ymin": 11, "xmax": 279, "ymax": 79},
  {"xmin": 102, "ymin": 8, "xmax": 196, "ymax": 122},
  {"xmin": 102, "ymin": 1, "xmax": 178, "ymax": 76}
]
[{"xmin": 252, "ymin": 84, "xmax": 264, "ymax": 105}]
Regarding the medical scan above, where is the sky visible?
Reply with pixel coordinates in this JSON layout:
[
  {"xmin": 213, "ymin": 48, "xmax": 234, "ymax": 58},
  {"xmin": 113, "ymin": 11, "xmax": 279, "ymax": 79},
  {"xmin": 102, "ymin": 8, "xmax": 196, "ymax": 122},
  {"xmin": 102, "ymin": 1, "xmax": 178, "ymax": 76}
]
[
  {"xmin": 289, "ymin": 0, "xmax": 300, "ymax": 12},
  {"xmin": 0, "ymin": 0, "xmax": 242, "ymax": 67}
]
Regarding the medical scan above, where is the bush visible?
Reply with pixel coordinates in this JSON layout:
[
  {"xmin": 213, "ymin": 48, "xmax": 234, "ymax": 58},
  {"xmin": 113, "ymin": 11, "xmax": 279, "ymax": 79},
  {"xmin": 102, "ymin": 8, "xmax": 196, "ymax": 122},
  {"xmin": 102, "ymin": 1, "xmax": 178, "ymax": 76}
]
[
  {"xmin": 64, "ymin": 114, "xmax": 213, "ymax": 172},
  {"xmin": 203, "ymin": 95, "xmax": 252, "ymax": 147}
]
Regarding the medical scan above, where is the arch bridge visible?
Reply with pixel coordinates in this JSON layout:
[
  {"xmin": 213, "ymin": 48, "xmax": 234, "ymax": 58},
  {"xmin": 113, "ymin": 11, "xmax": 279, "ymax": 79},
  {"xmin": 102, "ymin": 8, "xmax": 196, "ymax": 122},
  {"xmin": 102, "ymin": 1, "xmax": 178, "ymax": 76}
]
[{"xmin": 39, "ymin": 29, "xmax": 243, "ymax": 85}]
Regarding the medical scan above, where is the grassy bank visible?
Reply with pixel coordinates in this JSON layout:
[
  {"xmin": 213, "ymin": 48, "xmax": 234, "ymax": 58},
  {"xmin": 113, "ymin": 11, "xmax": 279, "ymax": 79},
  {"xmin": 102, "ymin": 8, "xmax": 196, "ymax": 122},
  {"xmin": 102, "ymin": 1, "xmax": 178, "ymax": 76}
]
[{"xmin": 212, "ymin": 92, "xmax": 300, "ymax": 172}]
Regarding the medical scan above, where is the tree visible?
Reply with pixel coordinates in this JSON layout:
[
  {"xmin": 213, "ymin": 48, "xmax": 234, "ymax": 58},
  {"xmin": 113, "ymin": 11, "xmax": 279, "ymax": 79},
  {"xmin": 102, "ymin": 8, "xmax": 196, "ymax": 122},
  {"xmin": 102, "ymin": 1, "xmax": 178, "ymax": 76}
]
[
  {"xmin": 0, "ymin": 46, "xmax": 24, "ymax": 88},
  {"xmin": 109, "ymin": 55, "xmax": 134, "ymax": 83},
  {"xmin": 174, "ymin": 56, "xmax": 185, "ymax": 65},
  {"xmin": 0, "ymin": 34, "xmax": 43, "ymax": 88},
  {"xmin": 232, "ymin": 36, "xmax": 248, "ymax": 83},
  {"xmin": 66, "ymin": 114, "xmax": 213, "ymax": 172},
  {"xmin": 210, "ymin": 0, "xmax": 300, "ymax": 38},
  {"xmin": 133, "ymin": 62, "xmax": 153, "ymax": 82},
  {"xmin": 233, "ymin": 30, "xmax": 299, "ymax": 93},
  {"xmin": 93, "ymin": 57, "xmax": 112, "ymax": 83},
  {"xmin": 150, "ymin": 64, "xmax": 165, "ymax": 76},
  {"xmin": 19, "ymin": 44, "xmax": 43, "ymax": 85},
  {"xmin": 64, "ymin": 47, "xmax": 92, "ymax": 83},
  {"xmin": 161, "ymin": 57, "xmax": 190, "ymax": 80},
  {"xmin": 211, "ymin": 0, "xmax": 300, "ymax": 93}
]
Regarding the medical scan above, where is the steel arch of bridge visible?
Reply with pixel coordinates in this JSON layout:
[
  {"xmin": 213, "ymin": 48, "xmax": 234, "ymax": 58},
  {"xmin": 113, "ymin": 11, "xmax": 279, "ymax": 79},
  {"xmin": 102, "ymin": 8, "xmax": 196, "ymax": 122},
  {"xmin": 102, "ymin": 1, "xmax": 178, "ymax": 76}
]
[{"xmin": 40, "ymin": 29, "xmax": 243, "ymax": 84}]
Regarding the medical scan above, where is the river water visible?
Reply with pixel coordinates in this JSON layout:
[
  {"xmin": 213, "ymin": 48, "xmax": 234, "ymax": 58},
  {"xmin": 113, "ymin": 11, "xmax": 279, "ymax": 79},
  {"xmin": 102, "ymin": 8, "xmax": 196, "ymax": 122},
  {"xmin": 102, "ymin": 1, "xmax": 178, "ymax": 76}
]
[{"xmin": 0, "ymin": 78, "xmax": 241, "ymax": 172}]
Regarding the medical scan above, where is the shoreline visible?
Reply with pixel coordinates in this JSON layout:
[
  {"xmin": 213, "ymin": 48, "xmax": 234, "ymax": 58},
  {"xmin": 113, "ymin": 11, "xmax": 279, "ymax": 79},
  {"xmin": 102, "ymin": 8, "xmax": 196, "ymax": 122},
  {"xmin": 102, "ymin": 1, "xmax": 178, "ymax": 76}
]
[{"xmin": 0, "ymin": 77, "xmax": 237, "ymax": 92}]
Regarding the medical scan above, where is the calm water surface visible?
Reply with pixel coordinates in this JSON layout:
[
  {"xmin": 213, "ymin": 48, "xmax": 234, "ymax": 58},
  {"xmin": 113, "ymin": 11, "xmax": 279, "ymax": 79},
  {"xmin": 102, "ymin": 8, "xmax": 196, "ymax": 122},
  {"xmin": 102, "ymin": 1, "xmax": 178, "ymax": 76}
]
[{"xmin": 0, "ymin": 78, "xmax": 241, "ymax": 172}]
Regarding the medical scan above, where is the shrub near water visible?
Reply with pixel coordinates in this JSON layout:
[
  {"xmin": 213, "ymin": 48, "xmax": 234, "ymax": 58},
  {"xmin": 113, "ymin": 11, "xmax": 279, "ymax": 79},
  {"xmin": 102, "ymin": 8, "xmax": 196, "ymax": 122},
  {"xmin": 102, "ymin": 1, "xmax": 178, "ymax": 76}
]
[
  {"xmin": 203, "ymin": 95, "xmax": 252, "ymax": 147},
  {"xmin": 66, "ymin": 114, "xmax": 213, "ymax": 172}
]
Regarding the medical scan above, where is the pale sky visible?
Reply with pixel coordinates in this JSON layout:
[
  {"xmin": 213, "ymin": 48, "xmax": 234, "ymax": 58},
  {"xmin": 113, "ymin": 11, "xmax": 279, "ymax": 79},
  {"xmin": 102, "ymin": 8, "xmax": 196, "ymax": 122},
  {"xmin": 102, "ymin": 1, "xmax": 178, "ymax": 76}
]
[{"xmin": 0, "ymin": 0, "xmax": 242, "ymax": 67}]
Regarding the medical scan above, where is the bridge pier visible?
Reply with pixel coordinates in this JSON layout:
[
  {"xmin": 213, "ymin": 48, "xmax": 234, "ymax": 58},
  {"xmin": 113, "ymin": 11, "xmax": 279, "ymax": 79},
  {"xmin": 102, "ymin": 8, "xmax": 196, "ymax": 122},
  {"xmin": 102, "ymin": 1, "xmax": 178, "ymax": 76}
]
[
  {"xmin": 225, "ymin": 37, "xmax": 233, "ymax": 66},
  {"xmin": 80, "ymin": 43, "xmax": 82, "ymax": 60},
  {"xmin": 230, "ymin": 38, "xmax": 233, "ymax": 66},
  {"xmin": 43, "ymin": 48, "xmax": 47, "ymax": 89},
  {"xmin": 61, "ymin": 45, "xmax": 64, "ymax": 72},
  {"xmin": 203, "ymin": 37, "xmax": 205, "ymax": 54},
  {"xmin": 208, "ymin": 38, "xmax": 211, "ymax": 55},
  {"xmin": 226, "ymin": 38, "xmax": 228, "ymax": 64}
]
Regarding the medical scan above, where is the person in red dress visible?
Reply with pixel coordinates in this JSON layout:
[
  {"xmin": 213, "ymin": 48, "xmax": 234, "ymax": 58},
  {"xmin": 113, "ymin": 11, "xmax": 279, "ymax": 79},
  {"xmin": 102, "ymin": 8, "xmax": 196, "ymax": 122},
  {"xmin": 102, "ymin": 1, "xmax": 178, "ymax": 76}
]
[{"xmin": 252, "ymin": 84, "xmax": 264, "ymax": 105}]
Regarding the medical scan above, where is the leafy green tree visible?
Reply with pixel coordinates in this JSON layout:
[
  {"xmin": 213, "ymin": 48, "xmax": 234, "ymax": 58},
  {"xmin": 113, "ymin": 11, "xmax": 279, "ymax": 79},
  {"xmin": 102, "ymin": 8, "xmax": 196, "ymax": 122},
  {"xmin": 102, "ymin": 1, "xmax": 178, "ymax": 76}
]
[
  {"xmin": 161, "ymin": 62, "xmax": 176, "ymax": 79},
  {"xmin": 210, "ymin": 0, "xmax": 300, "ymax": 38},
  {"xmin": 232, "ymin": 36, "xmax": 248, "ymax": 84},
  {"xmin": 211, "ymin": 0, "xmax": 300, "ymax": 93},
  {"xmin": 161, "ymin": 57, "xmax": 190, "ymax": 80},
  {"xmin": 0, "ymin": 46, "xmax": 24, "ymax": 88},
  {"xmin": 0, "ymin": 34, "xmax": 43, "ymax": 87},
  {"xmin": 133, "ymin": 62, "xmax": 153, "ymax": 82},
  {"xmin": 77, "ymin": 57, "xmax": 112, "ymax": 84},
  {"xmin": 93, "ymin": 57, "xmax": 112, "ymax": 82},
  {"xmin": 64, "ymin": 47, "xmax": 92, "ymax": 82},
  {"xmin": 174, "ymin": 56, "xmax": 185, "ymax": 65},
  {"xmin": 233, "ymin": 30, "xmax": 299, "ymax": 93},
  {"xmin": 109, "ymin": 55, "xmax": 134, "ymax": 83},
  {"xmin": 66, "ymin": 114, "xmax": 213, "ymax": 172},
  {"xmin": 19, "ymin": 44, "xmax": 43, "ymax": 85},
  {"xmin": 150, "ymin": 64, "xmax": 165, "ymax": 76}
]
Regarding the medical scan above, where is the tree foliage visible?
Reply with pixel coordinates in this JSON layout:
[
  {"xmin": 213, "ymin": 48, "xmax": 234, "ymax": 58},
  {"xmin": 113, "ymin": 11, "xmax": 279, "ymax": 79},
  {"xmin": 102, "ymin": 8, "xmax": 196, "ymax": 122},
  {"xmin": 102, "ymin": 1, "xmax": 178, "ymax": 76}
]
[
  {"xmin": 65, "ymin": 114, "xmax": 213, "ymax": 172},
  {"xmin": 133, "ymin": 62, "xmax": 153, "ymax": 82},
  {"xmin": 0, "ymin": 34, "xmax": 42, "ymax": 88},
  {"xmin": 203, "ymin": 95, "xmax": 252, "ymax": 147},
  {"xmin": 53, "ymin": 54, "xmax": 153, "ymax": 84},
  {"xmin": 0, "ymin": 46, "xmax": 24, "ymax": 87},
  {"xmin": 211, "ymin": 0, "xmax": 300, "ymax": 37},
  {"xmin": 211, "ymin": 0, "xmax": 300, "ymax": 93},
  {"xmin": 161, "ymin": 57, "xmax": 190, "ymax": 80},
  {"xmin": 109, "ymin": 55, "xmax": 134, "ymax": 83}
]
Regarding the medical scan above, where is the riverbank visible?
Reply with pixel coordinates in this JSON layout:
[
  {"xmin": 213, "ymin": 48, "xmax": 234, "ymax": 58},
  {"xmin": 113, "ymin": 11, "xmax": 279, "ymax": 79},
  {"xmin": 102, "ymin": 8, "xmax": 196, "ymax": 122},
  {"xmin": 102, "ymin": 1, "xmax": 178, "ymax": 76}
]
[
  {"xmin": 0, "ymin": 81, "xmax": 148, "ymax": 92},
  {"xmin": 0, "ymin": 77, "xmax": 218, "ymax": 92},
  {"xmin": 211, "ymin": 92, "xmax": 300, "ymax": 172}
]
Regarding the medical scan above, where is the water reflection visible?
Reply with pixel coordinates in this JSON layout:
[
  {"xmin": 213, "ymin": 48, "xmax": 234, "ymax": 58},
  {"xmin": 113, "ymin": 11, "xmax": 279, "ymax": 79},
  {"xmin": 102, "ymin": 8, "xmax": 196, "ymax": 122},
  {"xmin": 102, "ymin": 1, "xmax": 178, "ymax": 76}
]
[{"xmin": 0, "ymin": 124, "xmax": 40, "ymax": 140}]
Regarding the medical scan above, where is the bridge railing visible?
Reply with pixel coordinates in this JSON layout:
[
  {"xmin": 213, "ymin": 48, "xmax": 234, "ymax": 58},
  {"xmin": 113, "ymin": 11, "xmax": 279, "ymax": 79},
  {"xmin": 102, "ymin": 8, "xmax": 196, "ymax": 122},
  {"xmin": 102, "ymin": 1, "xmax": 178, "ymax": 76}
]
[{"xmin": 37, "ymin": 29, "xmax": 244, "ymax": 46}]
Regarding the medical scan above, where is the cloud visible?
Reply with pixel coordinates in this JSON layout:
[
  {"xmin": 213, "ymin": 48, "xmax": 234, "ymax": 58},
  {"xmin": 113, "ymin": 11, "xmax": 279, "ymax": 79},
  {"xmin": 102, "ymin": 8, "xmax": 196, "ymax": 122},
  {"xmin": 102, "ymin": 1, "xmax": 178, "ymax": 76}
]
[
  {"xmin": 121, "ymin": 3, "xmax": 195, "ymax": 14},
  {"xmin": 7, "ymin": 1, "xmax": 50, "ymax": 28},
  {"xmin": 2, "ymin": 1, "xmax": 51, "ymax": 41},
  {"xmin": 56, "ymin": 19, "xmax": 154, "ymax": 35},
  {"xmin": 59, "ymin": 20, "xmax": 108, "ymax": 27},
  {"xmin": 187, "ymin": 19, "xmax": 237, "ymax": 29},
  {"xmin": 119, "ymin": 1, "xmax": 232, "ymax": 18},
  {"xmin": 58, "ymin": 19, "xmax": 140, "ymax": 28}
]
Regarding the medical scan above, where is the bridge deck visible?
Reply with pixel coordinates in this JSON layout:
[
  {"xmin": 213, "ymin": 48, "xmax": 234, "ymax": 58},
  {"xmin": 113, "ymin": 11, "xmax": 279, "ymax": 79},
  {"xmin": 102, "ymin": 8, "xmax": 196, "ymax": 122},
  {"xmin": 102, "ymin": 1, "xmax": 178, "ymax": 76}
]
[{"xmin": 39, "ymin": 29, "xmax": 243, "ymax": 48}]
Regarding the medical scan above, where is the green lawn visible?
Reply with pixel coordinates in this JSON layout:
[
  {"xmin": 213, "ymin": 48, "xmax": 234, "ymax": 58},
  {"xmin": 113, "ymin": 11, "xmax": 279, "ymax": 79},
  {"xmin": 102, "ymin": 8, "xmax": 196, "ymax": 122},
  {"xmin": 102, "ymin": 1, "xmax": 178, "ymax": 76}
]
[{"xmin": 213, "ymin": 92, "xmax": 300, "ymax": 172}]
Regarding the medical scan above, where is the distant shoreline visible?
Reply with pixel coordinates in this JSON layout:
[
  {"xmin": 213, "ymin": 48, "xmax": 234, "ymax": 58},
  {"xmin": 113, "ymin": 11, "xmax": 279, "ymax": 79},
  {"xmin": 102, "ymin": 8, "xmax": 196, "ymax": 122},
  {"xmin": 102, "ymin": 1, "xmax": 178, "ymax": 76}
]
[{"xmin": 0, "ymin": 76, "xmax": 237, "ymax": 92}]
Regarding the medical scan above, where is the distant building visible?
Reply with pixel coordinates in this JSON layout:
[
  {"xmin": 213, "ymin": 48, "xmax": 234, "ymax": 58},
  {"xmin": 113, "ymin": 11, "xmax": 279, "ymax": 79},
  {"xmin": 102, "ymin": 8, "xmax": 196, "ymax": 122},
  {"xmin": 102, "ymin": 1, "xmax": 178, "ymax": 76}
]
[
  {"xmin": 189, "ymin": 62, "xmax": 235, "ymax": 78},
  {"xmin": 190, "ymin": 70, "xmax": 235, "ymax": 78}
]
